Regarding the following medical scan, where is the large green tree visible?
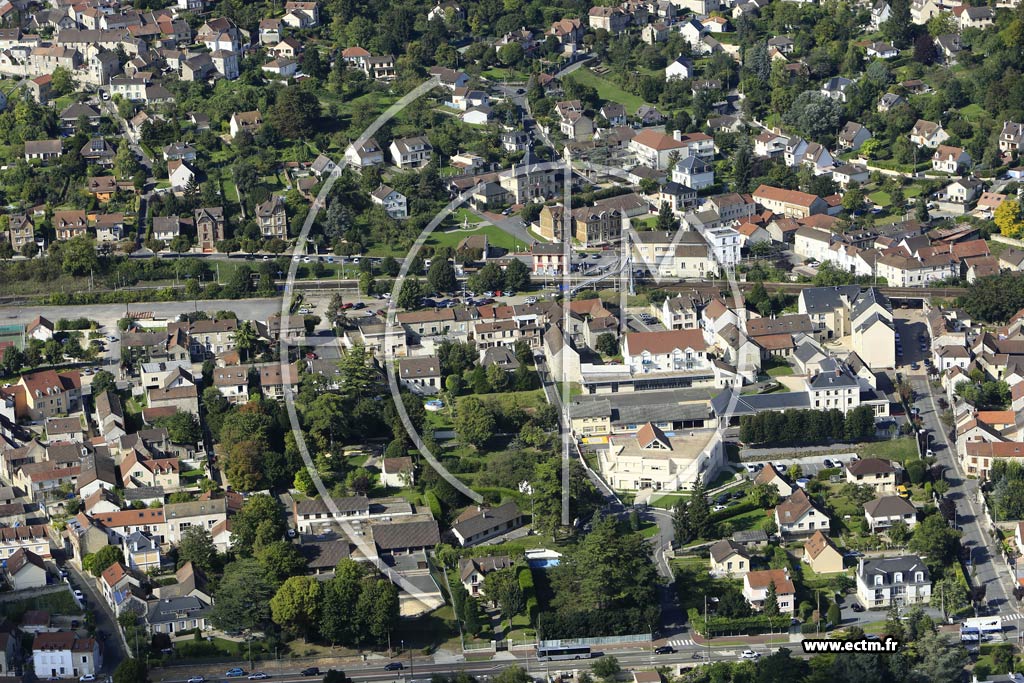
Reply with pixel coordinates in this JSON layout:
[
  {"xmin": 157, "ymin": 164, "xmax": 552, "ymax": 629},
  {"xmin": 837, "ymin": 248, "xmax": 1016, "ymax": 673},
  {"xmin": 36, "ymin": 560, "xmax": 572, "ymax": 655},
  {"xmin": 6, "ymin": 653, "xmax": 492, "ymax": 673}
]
[
  {"xmin": 270, "ymin": 575, "xmax": 323, "ymax": 640},
  {"xmin": 211, "ymin": 558, "xmax": 276, "ymax": 632}
]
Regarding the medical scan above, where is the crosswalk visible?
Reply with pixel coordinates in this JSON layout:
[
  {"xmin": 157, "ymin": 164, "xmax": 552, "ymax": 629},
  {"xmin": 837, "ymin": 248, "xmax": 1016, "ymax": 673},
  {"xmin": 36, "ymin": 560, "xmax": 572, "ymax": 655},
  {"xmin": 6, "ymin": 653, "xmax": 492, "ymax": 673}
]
[
  {"xmin": 1002, "ymin": 613, "xmax": 1024, "ymax": 621},
  {"xmin": 666, "ymin": 638, "xmax": 696, "ymax": 647}
]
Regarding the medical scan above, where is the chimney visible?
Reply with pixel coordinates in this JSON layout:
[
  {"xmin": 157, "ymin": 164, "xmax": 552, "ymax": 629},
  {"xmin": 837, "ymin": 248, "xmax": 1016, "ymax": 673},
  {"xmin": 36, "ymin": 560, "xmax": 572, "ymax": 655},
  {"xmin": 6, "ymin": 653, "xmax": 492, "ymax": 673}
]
[
  {"xmin": 672, "ymin": 129, "xmax": 682, "ymax": 141},
  {"xmin": 858, "ymin": 557, "xmax": 865, "ymax": 575}
]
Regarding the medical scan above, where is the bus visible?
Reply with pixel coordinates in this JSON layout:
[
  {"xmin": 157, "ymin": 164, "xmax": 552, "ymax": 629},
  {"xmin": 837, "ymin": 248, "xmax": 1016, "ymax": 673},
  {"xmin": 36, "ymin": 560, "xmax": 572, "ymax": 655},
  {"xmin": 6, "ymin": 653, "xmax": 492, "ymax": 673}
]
[
  {"xmin": 963, "ymin": 616, "xmax": 1003, "ymax": 635},
  {"xmin": 959, "ymin": 626, "xmax": 980, "ymax": 643},
  {"xmin": 536, "ymin": 646, "xmax": 592, "ymax": 661}
]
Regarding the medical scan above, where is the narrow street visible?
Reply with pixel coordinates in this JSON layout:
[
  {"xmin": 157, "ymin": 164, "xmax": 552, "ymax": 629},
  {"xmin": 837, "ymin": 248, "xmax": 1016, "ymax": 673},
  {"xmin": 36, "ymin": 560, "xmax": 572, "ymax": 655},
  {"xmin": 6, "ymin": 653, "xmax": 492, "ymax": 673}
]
[{"xmin": 66, "ymin": 564, "xmax": 127, "ymax": 673}]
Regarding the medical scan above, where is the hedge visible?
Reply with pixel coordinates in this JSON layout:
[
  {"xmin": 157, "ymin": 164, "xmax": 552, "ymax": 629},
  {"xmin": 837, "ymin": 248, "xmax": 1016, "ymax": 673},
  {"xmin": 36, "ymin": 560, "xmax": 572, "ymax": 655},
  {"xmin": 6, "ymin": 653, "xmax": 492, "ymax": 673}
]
[
  {"xmin": 424, "ymin": 490, "xmax": 443, "ymax": 521},
  {"xmin": 519, "ymin": 566, "xmax": 539, "ymax": 625},
  {"xmin": 56, "ymin": 318, "xmax": 96, "ymax": 331},
  {"xmin": 710, "ymin": 500, "xmax": 759, "ymax": 525},
  {"xmin": 687, "ymin": 607, "xmax": 784, "ymax": 636}
]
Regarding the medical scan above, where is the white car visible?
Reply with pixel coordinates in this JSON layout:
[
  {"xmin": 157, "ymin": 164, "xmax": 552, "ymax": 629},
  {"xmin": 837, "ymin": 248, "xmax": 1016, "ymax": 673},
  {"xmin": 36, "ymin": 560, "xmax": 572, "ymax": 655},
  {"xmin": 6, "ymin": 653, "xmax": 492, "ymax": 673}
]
[
  {"xmin": 79, "ymin": 675, "xmax": 97, "ymax": 682},
  {"xmin": 187, "ymin": 677, "xmax": 206, "ymax": 683},
  {"xmin": 73, "ymin": 589, "xmax": 85, "ymax": 600},
  {"xmin": 524, "ymin": 296, "xmax": 538, "ymax": 304},
  {"xmin": 739, "ymin": 650, "xmax": 760, "ymax": 660},
  {"xmin": 712, "ymin": 504, "xmax": 727, "ymax": 512}
]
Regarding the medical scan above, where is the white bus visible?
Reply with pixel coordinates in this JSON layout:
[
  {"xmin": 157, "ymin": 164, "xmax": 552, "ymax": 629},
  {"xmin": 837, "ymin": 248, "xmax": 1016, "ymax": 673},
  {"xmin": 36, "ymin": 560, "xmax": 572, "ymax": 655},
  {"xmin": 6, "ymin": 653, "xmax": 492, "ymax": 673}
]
[
  {"xmin": 536, "ymin": 646, "xmax": 592, "ymax": 661},
  {"xmin": 962, "ymin": 616, "xmax": 1003, "ymax": 635}
]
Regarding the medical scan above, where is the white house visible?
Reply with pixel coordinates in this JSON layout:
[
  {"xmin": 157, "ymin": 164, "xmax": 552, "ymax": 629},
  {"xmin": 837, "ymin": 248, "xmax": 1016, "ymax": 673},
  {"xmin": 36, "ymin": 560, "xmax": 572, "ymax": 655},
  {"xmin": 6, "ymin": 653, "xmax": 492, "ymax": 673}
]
[
  {"xmin": 742, "ymin": 569, "xmax": 795, "ymax": 613},
  {"xmin": 856, "ymin": 556, "xmax": 931, "ymax": 608},
  {"xmin": 32, "ymin": 632, "xmax": 101, "ymax": 680},
  {"xmin": 370, "ymin": 184, "xmax": 408, "ymax": 219},
  {"xmin": 665, "ymin": 56, "xmax": 693, "ymax": 80},
  {"xmin": 621, "ymin": 329, "xmax": 709, "ymax": 374},
  {"xmin": 672, "ymin": 155, "xmax": 714, "ymax": 190},
  {"xmin": 390, "ymin": 136, "xmax": 433, "ymax": 169}
]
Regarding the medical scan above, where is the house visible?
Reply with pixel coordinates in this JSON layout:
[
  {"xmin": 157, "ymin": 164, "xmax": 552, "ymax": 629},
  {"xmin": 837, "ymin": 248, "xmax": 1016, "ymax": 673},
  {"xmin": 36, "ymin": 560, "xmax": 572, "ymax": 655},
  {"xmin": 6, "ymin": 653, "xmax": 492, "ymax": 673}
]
[
  {"xmin": 665, "ymin": 56, "xmax": 693, "ymax": 81},
  {"xmin": 622, "ymin": 329, "xmax": 708, "ymax": 374},
  {"xmin": 152, "ymin": 216, "xmax": 184, "ymax": 242},
  {"xmin": 838, "ymin": 122, "xmax": 872, "ymax": 151},
  {"xmin": 458, "ymin": 555, "xmax": 514, "ymax": 596},
  {"xmin": 845, "ymin": 458, "xmax": 898, "ymax": 492},
  {"xmin": 17, "ymin": 370, "xmax": 82, "ymax": 420},
  {"xmin": 753, "ymin": 185, "xmax": 827, "ymax": 218},
  {"xmin": 256, "ymin": 196, "xmax": 287, "ymax": 238},
  {"xmin": 193, "ymin": 207, "xmax": 225, "ymax": 252},
  {"xmin": 774, "ymin": 489, "xmax": 829, "ymax": 537},
  {"xmin": 451, "ymin": 502, "xmax": 524, "ymax": 546},
  {"xmin": 931, "ymin": 145, "xmax": 972, "ymax": 174},
  {"xmin": 870, "ymin": 0, "xmax": 892, "ymax": 29},
  {"xmin": 821, "ymin": 77, "xmax": 854, "ymax": 103},
  {"xmin": 709, "ymin": 539, "xmax": 749, "ymax": 578},
  {"xmin": 672, "ymin": 156, "xmax": 714, "ymax": 191},
  {"xmin": 878, "ymin": 93, "xmax": 906, "ymax": 113},
  {"xmin": 229, "ymin": 110, "xmax": 262, "ymax": 139},
  {"xmin": 390, "ymin": 136, "xmax": 433, "ymax": 169},
  {"xmin": 742, "ymin": 568, "xmax": 795, "ymax": 613},
  {"xmin": 87, "ymin": 176, "xmax": 118, "ymax": 202},
  {"xmin": 629, "ymin": 129, "xmax": 687, "ymax": 170},
  {"xmin": 999, "ymin": 121, "xmax": 1024, "ymax": 153},
  {"xmin": 601, "ymin": 422, "xmax": 724, "ymax": 491},
  {"xmin": 866, "ymin": 41, "xmax": 898, "ymax": 58},
  {"xmin": 954, "ymin": 4, "xmax": 993, "ymax": 29},
  {"xmin": 167, "ymin": 160, "xmax": 195, "ymax": 192},
  {"xmin": 910, "ymin": 120, "xmax": 949, "ymax": 148},
  {"xmin": 147, "ymin": 595, "xmax": 210, "ymax": 635},
  {"xmin": 32, "ymin": 632, "xmax": 101, "ymax": 680},
  {"xmin": 855, "ymin": 556, "xmax": 931, "ymax": 608},
  {"xmin": 803, "ymin": 531, "xmax": 844, "ymax": 574},
  {"xmin": 398, "ymin": 356, "xmax": 441, "ymax": 394},
  {"xmin": 864, "ymin": 495, "xmax": 917, "ymax": 532},
  {"xmin": 283, "ymin": 1, "xmax": 320, "ymax": 27},
  {"xmin": 372, "ymin": 517, "xmax": 441, "ymax": 556},
  {"xmin": 26, "ymin": 315, "xmax": 54, "ymax": 342},
  {"xmin": 212, "ymin": 367, "xmax": 249, "ymax": 404},
  {"xmin": 531, "ymin": 242, "xmax": 565, "ymax": 275},
  {"xmin": 754, "ymin": 131, "xmax": 788, "ymax": 159},
  {"xmin": 753, "ymin": 464, "xmax": 794, "ymax": 496},
  {"xmin": 832, "ymin": 164, "xmax": 870, "ymax": 188},
  {"xmin": 81, "ymin": 138, "xmax": 115, "ymax": 168},
  {"xmin": 3, "ymin": 547, "xmax": 47, "ymax": 590},
  {"xmin": 370, "ymin": 185, "xmax": 408, "ymax": 219},
  {"xmin": 8, "ymin": 213, "xmax": 34, "ymax": 252},
  {"xmin": 381, "ymin": 456, "xmax": 414, "ymax": 489},
  {"xmin": 24, "ymin": 138, "xmax": 62, "ymax": 165},
  {"xmin": 588, "ymin": 5, "xmax": 629, "ymax": 33}
]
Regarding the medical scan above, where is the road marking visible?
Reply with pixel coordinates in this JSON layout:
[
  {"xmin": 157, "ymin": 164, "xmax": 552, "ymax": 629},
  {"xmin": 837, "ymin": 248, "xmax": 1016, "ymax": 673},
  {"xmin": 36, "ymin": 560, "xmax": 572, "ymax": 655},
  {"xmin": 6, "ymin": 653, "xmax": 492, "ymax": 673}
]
[
  {"xmin": 668, "ymin": 639, "xmax": 695, "ymax": 647},
  {"xmin": 1003, "ymin": 613, "xmax": 1024, "ymax": 621}
]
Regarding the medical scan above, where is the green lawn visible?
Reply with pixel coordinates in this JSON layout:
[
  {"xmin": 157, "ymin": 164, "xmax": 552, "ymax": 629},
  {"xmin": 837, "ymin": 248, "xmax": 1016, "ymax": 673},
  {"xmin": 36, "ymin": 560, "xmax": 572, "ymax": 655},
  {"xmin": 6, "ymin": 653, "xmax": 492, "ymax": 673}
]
[
  {"xmin": 857, "ymin": 437, "xmax": 919, "ymax": 463},
  {"xmin": 764, "ymin": 359, "xmax": 794, "ymax": 377},
  {"xmin": 650, "ymin": 492, "xmax": 690, "ymax": 509},
  {"xmin": 221, "ymin": 179, "xmax": 239, "ymax": 202},
  {"xmin": 2, "ymin": 590, "xmax": 81, "ymax": 620},
  {"xmin": 568, "ymin": 69, "xmax": 649, "ymax": 114},
  {"xmin": 904, "ymin": 184, "xmax": 924, "ymax": 198},
  {"xmin": 868, "ymin": 191, "xmax": 892, "ymax": 207},
  {"xmin": 958, "ymin": 103, "xmax": 987, "ymax": 122},
  {"xmin": 555, "ymin": 381, "xmax": 582, "ymax": 398},
  {"xmin": 426, "ymin": 224, "xmax": 527, "ymax": 253}
]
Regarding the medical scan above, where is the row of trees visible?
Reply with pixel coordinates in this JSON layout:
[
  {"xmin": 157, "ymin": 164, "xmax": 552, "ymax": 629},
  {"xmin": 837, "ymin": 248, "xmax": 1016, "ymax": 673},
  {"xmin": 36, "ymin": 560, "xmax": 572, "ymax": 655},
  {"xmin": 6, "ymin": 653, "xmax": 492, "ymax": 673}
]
[{"xmin": 739, "ymin": 406, "xmax": 877, "ymax": 446}]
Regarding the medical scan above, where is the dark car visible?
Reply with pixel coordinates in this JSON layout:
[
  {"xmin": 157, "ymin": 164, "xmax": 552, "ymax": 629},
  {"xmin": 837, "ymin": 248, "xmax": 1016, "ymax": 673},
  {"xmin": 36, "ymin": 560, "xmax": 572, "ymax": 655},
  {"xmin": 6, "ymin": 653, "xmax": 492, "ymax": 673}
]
[
  {"xmin": 300, "ymin": 668, "xmax": 320, "ymax": 677},
  {"xmin": 351, "ymin": 302, "xmax": 365, "ymax": 310},
  {"xmin": 384, "ymin": 662, "xmax": 405, "ymax": 671},
  {"xmin": 715, "ymin": 493, "xmax": 730, "ymax": 505},
  {"xmin": 851, "ymin": 603, "xmax": 865, "ymax": 612},
  {"xmin": 654, "ymin": 646, "xmax": 675, "ymax": 655}
]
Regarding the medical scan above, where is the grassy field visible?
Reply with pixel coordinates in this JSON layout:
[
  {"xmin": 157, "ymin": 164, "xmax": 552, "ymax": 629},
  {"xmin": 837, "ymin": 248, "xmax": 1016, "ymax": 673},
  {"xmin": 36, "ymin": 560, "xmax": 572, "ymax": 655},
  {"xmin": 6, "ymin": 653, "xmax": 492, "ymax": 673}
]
[
  {"xmin": 958, "ymin": 103, "xmax": 987, "ymax": 122},
  {"xmin": 426, "ymin": 224, "xmax": 527, "ymax": 253},
  {"xmin": 857, "ymin": 437, "xmax": 919, "ymax": 463},
  {"xmin": 868, "ymin": 190, "xmax": 892, "ymax": 207},
  {"xmin": 2, "ymin": 589, "xmax": 82, "ymax": 620},
  {"xmin": 568, "ymin": 69, "xmax": 649, "ymax": 114}
]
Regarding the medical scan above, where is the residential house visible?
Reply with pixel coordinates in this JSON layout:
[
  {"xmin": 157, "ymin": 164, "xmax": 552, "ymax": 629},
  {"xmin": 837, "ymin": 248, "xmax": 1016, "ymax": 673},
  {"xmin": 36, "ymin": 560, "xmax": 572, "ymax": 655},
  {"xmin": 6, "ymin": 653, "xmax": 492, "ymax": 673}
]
[
  {"xmin": 229, "ymin": 110, "xmax": 262, "ymax": 139},
  {"xmin": 821, "ymin": 76, "xmax": 854, "ymax": 103},
  {"xmin": 398, "ymin": 356, "xmax": 441, "ymax": 394},
  {"xmin": 931, "ymin": 145, "xmax": 972, "ymax": 174},
  {"xmin": 845, "ymin": 458, "xmax": 898, "ymax": 492},
  {"xmin": 803, "ymin": 530, "xmax": 844, "ymax": 573},
  {"xmin": 588, "ymin": 5, "xmax": 629, "ymax": 33},
  {"xmin": 629, "ymin": 129, "xmax": 687, "ymax": 170},
  {"xmin": 380, "ymin": 456, "xmax": 414, "ymax": 489},
  {"xmin": 256, "ymin": 196, "xmax": 287, "ymax": 238},
  {"xmin": 774, "ymin": 489, "xmax": 829, "ymax": 537},
  {"xmin": 390, "ymin": 136, "xmax": 433, "ymax": 169},
  {"xmin": 753, "ymin": 185, "xmax": 827, "ymax": 218},
  {"xmin": 370, "ymin": 185, "xmax": 408, "ymax": 219},
  {"xmin": 709, "ymin": 539, "xmax": 749, "ymax": 578},
  {"xmin": 910, "ymin": 119, "xmax": 949, "ymax": 148},
  {"xmin": 856, "ymin": 556, "xmax": 931, "ymax": 607},
  {"xmin": 3, "ymin": 547, "xmax": 47, "ymax": 590},
  {"xmin": 283, "ymin": 0, "xmax": 320, "ymax": 27},
  {"xmin": 31, "ymin": 632, "xmax": 101, "ymax": 680},
  {"xmin": 25, "ymin": 139, "xmax": 62, "ymax": 163},
  {"xmin": 16, "ymin": 370, "xmax": 81, "ymax": 420},
  {"xmin": 212, "ymin": 367, "xmax": 249, "ymax": 404},
  {"xmin": 26, "ymin": 315, "xmax": 54, "ymax": 342},
  {"xmin": 672, "ymin": 156, "xmax": 714, "ymax": 191},
  {"xmin": 742, "ymin": 568, "xmax": 795, "ymax": 613},
  {"xmin": 7, "ymin": 213, "xmax": 34, "ymax": 252},
  {"xmin": 193, "ymin": 207, "xmax": 225, "ymax": 251},
  {"xmin": 450, "ymin": 502, "xmax": 524, "ymax": 546},
  {"xmin": 864, "ymin": 495, "xmax": 917, "ymax": 532},
  {"xmin": 458, "ymin": 555, "xmax": 514, "ymax": 597},
  {"xmin": 838, "ymin": 122, "xmax": 872, "ymax": 151}
]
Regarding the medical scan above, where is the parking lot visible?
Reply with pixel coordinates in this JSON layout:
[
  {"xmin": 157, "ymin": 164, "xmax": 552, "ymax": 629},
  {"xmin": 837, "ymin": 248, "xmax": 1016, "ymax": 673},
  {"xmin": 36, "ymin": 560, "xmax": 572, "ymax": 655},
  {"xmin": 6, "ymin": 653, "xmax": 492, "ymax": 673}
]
[{"xmin": 740, "ymin": 453, "xmax": 862, "ymax": 478}]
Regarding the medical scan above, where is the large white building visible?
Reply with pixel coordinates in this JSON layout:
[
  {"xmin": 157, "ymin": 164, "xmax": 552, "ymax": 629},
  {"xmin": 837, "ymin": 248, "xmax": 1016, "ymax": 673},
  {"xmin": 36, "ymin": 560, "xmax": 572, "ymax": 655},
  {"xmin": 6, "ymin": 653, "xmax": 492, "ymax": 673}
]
[
  {"xmin": 856, "ymin": 556, "xmax": 931, "ymax": 608},
  {"xmin": 32, "ymin": 632, "xmax": 101, "ymax": 680},
  {"xmin": 600, "ymin": 422, "xmax": 724, "ymax": 492}
]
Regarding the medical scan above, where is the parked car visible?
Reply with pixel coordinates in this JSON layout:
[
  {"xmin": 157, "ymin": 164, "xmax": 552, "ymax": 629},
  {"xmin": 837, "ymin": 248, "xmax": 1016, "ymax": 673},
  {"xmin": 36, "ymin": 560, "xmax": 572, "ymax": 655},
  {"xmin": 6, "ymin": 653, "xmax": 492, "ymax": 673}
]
[
  {"xmin": 247, "ymin": 674, "xmax": 269, "ymax": 680},
  {"xmin": 79, "ymin": 675, "xmax": 96, "ymax": 682},
  {"xmin": 743, "ymin": 463, "xmax": 758, "ymax": 473},
  {"xmin": 73, "ymin": 590, "xmax": 84, "ymax": 601},
  {"xmin": 712, "ymin": 504, "xmax": 727, "ymax": 512},
  {"xmin": 851, "ymin": 603, "xmax": 865, "ymax": 613},
  {"xmin": 524, "ymin": 296, "xmax": 538, "ymax": 305},
  {"xmin": 187, "ymin": 677, "xmax": 206, "ymax": 683},
  {"xmin": 352, "ymin": 302, "xmax": 365, "ymax": 310},
  {"xmin": 773, "ymin": 463, "xmax": 786, "ymax": 473},
  {"xmin": 823, "ymin": 459, "xmax": 836, "ymax": 469},
  {"xmin": 225, "ymin": 669, "xmax": 246, "ymax": 678}
]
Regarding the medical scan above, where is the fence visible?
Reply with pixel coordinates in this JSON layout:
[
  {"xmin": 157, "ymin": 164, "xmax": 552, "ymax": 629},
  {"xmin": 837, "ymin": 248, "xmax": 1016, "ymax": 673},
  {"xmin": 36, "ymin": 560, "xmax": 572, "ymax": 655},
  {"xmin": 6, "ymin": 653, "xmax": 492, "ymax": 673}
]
[{"xmin": 539, "ymin": 633, "xmax": 653, "ymax": 648}]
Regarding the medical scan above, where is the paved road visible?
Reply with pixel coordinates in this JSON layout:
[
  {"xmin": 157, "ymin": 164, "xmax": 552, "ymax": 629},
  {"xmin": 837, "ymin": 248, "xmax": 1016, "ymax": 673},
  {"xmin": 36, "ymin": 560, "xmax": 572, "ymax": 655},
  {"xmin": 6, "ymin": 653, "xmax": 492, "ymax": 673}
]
[{"xmin": 66, "ymin": 564, "xmax": 126, "ymax": 673}]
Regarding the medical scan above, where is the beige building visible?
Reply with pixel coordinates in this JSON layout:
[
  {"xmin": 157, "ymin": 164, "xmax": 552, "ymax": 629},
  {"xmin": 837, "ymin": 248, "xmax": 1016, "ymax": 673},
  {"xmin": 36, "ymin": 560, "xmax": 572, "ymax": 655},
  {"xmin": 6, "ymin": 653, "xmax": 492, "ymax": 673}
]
[
  {"xmin": 743, "ymin": 569, "xmax": 795, "ymax": 613},
  {"xmin": 845, "ymin": 458, "xmax": 898, "ymax": 492},
  {"xmin": 803, "ymin": 530, "xmax": 844, "ymax": 574},
  {"xmin": 600, "ymin": 422, "xmax": 724, "ymax": 492},
  {"xmin": 709, "ymin": 539, "xmax": 750, "ymax": 578}
]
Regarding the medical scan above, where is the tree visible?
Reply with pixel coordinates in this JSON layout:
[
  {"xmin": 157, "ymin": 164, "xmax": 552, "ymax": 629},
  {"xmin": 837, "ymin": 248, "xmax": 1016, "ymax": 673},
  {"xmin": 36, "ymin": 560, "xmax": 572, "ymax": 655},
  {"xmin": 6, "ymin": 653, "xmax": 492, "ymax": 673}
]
[
  {"xmin": 503, "ymin": 258, "xmax": 531, "ymax": 291},
  {"xmin": 731, "ymin": 136, "xmax": 753, "ymax": 193},
  {"xmin": 427, "ymin": 258, "xmax": 457, "ymax": 293},
  {"xmin": 113, "ymin": 659, "xmax": 148, "ymax": 683},
  {"xmin": 498, "ymin": 42, "xmax": 525, "ymax": 67},
  {"xmin": 595, "ymin": 333, "xmax": 618, "ymax": 357},
  {"xmin": 882, "ymin": 0, "xmax": 913, "ymax": 48},
  {"xmin": 842, "ymin": 184, "xmax": 865, "ymax": 212},
  {"xmin": 223, "ymin": 439, "xmax": 268, "ymax": 491},
  {"xmin": 59, "ymin": 235, "xmax": 99, "ymax": 275},
  {"xmin": 235, "ymin": 320, "xmax": 257, "ymax": 362},
  {"xmin": 591, "ymin": 656, "xmax": 621, "ymax": 681},
  {"xmin": 271, "ymin": 575, "xmax": 323, "ymax": 639},
  {"xmin": 91, "ymin": 372, "xmax": 116, "ymax": 397},
  {"xmin": 783, "ymin": 91, "xmax": 841, "ymax": 142},
  {"xmin": 908, "ymin": 514, "xmax": 961, "ymax": 571},
  {"xmin": 995, "ymin": 199, "xmax": 1024, "ymax": 239},
  {"xmin": 827, "ymin": 601, "xmax": 841, "ymax": 627},
  {"xmin": 656, "ymin": 201, "xmax": 678, "ymax": 231},
  {"xmin": 482, "ymin": 568, "xmax": 525, "ymax": 627},
  {"xmin": 231, "ymin": 495, "xmax": 287, "ymax": 556},
  {"xmin": 85, "ymin": 545, "xmax": 123, "ymax": 576},
  {"xmin": 257, "ymin": 540, "xmax": 307, "ymax": 583},
  {"xmin": 912, "ymin": 632, "xmax": 968, "ymax": 683},
  {"xmin": 494, "ymin": 666, "xmax": 531, "ymax": 683},
  {"xmin": 887, "ymin": 520, "xmax": 911, "ymax": 546},
  {"xmin": 270, "ymin": 85, "xmax": 322, "ymax": 139},
  {"xmin": 454, "ymin": 396, "xmax": 496, "ymax": 447},
  {"xmin": 321, "ymin": 560, "xmax": 367, "ymax": 645},
  {"xmin": 154, "ymin": 410, "xmax": 201, "ymax": 444},
  {"xmin": 933, "ymin": 576, "xmax": 968, "ymax": 619},
  {"xmin": 396, "ymin": 277, "xmax": 424, "ymax": 310},
  {"xmin": 50, "ymin": 66, "xmax": 77, "ymax": 96},
  {"xmin": 177, "ymin": 526, "xmax": 216, "ymax": 572},
  {"xmin": 764, "ymin": 580, "xmax": 780, "ymax": 617},
  {"xmin": 212, "ymin": 558, "xmax": 276, "ymax": 632}
]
